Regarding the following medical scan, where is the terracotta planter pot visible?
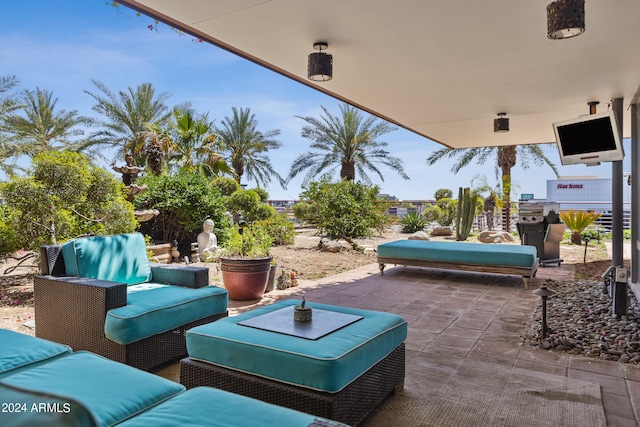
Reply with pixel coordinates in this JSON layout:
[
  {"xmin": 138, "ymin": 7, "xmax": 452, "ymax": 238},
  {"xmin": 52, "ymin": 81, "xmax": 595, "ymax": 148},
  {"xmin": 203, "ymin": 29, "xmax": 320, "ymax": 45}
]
[{"xmin": 220, "ymin": 256, "xmax": 272, "ymax": 301}]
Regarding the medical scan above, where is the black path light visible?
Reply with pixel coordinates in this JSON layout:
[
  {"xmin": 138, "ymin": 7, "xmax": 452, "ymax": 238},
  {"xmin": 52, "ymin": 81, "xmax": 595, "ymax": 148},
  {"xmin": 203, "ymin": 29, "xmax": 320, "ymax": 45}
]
[{"xmin": 533, "ymin": 285, "xmax": 556, "ymax": 341}]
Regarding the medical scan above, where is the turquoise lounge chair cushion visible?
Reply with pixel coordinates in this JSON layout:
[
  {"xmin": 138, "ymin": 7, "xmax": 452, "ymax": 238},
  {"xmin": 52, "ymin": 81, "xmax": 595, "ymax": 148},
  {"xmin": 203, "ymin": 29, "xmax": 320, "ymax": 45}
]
[
  {"xmin": 105, "ymin": 283, "xmax": 228, "ymax": 345},
  {"xmin": 187, "ymin": 300, "xmax": 407, "ymax": 393},
  {"xmin": 0, "ymin": 329, "xmax": 72, "ymax": 379},
  {"xmin": 61, "ymin": 233, "xmax": 152, "ymax": 285},
  {"xmin": 377, "ymin": 240, "xmax": 537, "ymax": 267},
  {"xmin": 117, "ymin": 387, "xmax": 349, "ymax": 427},
  {"xmin": 1, "ymin": 351, "xmax": 185, "ymax": 427}
]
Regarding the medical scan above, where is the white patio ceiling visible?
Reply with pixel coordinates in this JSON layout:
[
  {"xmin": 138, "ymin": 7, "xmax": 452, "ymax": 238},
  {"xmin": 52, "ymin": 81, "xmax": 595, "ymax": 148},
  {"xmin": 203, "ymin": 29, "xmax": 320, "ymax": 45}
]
[{"xmin": 115, "ymin": 0, "xmax": 640, "ymax": 149}]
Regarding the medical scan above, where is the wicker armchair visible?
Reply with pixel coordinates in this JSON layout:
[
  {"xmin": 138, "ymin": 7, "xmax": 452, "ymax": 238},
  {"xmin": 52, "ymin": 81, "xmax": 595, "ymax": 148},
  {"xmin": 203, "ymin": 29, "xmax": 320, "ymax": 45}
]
[{"xmin": 34, "ymin": 234, "xmax": 228, "ymax": 371}]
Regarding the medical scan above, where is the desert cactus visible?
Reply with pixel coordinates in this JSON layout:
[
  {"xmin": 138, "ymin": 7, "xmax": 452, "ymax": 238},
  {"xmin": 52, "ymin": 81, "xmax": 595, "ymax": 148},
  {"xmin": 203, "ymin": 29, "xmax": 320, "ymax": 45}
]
[{"xmin": 456, "ymin": 187, "xmax": 478, "ymax": 241}]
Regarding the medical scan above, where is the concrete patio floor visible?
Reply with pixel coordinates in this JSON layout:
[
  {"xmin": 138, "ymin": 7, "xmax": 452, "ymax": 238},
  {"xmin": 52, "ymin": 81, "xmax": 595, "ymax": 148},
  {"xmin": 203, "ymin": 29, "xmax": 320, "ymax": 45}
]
[{"xmin": 155, "ymin": 262, "xmax": 640, "ymax": 426}]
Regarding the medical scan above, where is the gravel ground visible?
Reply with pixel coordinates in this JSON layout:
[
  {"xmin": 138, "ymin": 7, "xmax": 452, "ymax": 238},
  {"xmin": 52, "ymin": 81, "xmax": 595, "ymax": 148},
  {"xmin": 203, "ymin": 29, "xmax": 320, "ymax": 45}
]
[{"xmin": 524, "ymin": 277, "xmax": 640, "ymax": 364}]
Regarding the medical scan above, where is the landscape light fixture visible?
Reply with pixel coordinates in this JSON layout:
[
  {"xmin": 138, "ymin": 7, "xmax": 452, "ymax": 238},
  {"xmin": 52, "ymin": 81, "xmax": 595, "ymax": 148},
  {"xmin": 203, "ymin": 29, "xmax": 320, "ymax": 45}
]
[
  {"xmin": 308, "ymin": 42, "xmax": 332, "ymax": 82},
  {"xmin": 494, "ymin": 113, "xmax": 509, "ymax": 133},
  {"xmin": 547, "ymin": 0, "xmax": 585, "ymax": 40},
  {"xmin": 533, "ymin": 285, "xmax": 556, "ymax": 341}
]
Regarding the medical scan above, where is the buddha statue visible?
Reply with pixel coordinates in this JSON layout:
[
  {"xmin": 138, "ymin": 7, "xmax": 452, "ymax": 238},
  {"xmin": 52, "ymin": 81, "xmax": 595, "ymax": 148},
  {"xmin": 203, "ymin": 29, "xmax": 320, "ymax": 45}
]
[{"xmin": 197, "ymin": 219, "xmax": 218, "ymax": 261}]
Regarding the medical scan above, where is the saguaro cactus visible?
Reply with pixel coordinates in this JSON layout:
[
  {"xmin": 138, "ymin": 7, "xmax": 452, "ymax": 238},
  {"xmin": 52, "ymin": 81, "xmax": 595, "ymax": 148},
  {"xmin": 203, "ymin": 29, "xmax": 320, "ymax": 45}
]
[{"xmin": 456, "ymin": 187, "xmax": 478, "ymax": 241}]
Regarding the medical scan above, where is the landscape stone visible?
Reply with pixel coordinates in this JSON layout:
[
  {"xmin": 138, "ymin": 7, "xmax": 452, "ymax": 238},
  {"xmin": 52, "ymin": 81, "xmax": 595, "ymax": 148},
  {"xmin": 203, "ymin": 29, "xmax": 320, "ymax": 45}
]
[
  {"xmin": 477, "ymin": 230, "xmax": 515, "ymax": 243},
  {"xmin": 430, "ymin": 226, "xmax": 452, "ymax": 237},
  {"xmin": 408, "ymin": 231, "xmax": 430, "ymax": 240}
]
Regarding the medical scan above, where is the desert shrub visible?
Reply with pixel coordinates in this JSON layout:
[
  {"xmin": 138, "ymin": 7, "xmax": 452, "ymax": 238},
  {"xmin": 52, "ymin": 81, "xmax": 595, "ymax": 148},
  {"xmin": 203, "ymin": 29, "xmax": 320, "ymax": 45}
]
[
  {"xmin": 134, "ymin": 170, "xmax": 230, "ymax": 248},
  {"xmin": 292, "ymin": 201, "xmax": 316, "ymax": 224},
  {"xmin": 298, "ymin": 178, "xmax": 385, "ymax": 241},
  {"xmin": 256, "ymin": 214, "xmax": 295, "ymax": 246},
  {"xmin": 435, "ymin": 198, "xmax": 457, "ymax": 226},
  {"xmin": 227, "ymin": 189, "xmax": 275, "ymax": 222},
  {"xmin": 401, "ymin": 212, "xmax": 426, "ymax": 233},
  {"xmin": 249, "ymin": 187, "xmax": 269, "ymax": 203},
  {"xmin": 0, "ymin": 151, "xmax": 136, "ymax": 249},
  {"xmin": 210, "ymin": 176, "xmax": 240, "ymax": 196},
  {"xmin": 434, "ymin": 188, "xmax": 453, "ymax": 201}
]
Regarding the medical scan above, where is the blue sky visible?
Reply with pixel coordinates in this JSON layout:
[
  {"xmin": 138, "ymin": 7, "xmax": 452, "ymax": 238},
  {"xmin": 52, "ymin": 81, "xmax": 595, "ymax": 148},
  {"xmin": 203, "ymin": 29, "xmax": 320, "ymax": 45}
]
[{"xmin": 1, "ymin": 1, "xmax": 631, "ymax": 202}]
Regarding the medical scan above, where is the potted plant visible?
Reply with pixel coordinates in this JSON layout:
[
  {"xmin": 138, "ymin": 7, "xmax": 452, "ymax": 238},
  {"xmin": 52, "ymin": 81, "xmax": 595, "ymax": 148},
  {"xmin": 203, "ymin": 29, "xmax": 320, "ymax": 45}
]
[{"xmin": 219, "ymin": 222, "xmax": 274, "ymax": 300}]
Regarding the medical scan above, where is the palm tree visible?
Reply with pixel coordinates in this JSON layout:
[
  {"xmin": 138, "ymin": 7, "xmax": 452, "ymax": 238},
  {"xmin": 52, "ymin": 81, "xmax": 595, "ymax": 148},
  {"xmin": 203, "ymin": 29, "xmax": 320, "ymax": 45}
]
[
  {"xmin": 0, "ymin": 75, "xmax": 22, "ymax": 175},
  {"xmin": 426, "ymin": 144, "xmax": 558, "ymax": 230},
  {"xmin": 156, "ymin": 107, "xmax": 229, "ymax": 176},
  {"xmin": 3, "ymin": 87, "xmax": 93, "ymax": 157},
  {"xmin": 84, "ymin": 80, "xmax": 172, "ymax": 161},
  {"xmin": 214, "ymin": 107, "xmax": 284, "ymax": 188},
  {"xmin": 287, "ymin": 104, "xmax": 409, "ymax": 186}
]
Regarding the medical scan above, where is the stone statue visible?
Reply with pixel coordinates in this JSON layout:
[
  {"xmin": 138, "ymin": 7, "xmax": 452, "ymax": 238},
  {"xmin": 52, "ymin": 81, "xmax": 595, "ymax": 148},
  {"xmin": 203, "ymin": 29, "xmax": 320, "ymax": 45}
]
[{"xmin": 197, "ymin": 219, "xmax": 218, "ymax": 261}]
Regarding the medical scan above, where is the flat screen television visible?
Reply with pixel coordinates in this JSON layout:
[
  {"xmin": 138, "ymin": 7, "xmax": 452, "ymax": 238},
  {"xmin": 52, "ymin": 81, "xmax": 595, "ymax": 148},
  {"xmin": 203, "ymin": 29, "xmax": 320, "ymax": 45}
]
[{"xmin": 552, "ymin": 111, "xmax": 624, "ymax": 166}]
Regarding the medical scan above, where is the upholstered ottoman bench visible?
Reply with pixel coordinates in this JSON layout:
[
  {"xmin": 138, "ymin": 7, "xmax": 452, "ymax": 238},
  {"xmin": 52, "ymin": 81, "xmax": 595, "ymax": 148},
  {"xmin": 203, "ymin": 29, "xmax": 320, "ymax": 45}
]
[
  {"xmin": 181, "ymin": 300, "xmax": 407, "ymax": 426},
  {"xmin": 377, "ymin": 240, "xmax": 538, "ymax": 288}
]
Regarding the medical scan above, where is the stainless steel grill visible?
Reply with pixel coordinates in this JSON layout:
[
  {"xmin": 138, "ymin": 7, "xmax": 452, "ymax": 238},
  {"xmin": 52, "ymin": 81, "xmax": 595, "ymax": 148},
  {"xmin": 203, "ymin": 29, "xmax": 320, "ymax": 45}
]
[{"xmin": 517, "ymin": 202, "xmax": 564, "ymax": 266}]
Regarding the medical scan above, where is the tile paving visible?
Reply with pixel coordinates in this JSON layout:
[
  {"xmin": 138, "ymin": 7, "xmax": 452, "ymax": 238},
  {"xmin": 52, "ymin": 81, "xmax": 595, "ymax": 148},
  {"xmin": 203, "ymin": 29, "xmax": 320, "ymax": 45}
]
[{"xmin": 155, "ymin": 261, "xmax": 640, "ymax": 426}]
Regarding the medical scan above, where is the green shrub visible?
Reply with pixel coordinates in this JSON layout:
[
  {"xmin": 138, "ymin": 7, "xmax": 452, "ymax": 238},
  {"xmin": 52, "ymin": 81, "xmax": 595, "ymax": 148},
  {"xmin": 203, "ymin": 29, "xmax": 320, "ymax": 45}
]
[
  {"xmin": 210, "ymin": 176, "xmax": 240, "ymax": 196},
  {"xmin": 292, "ymin": 201, "xmax": 316, "ymax": 223},
  {"xmin": 135, "ymin": 170, "xmax": 230, "ymax": 247},
  {"xmin": 298, "ymin": 178, "xmax": 385, "ymax": 241},
  {"xmin": 401, "ymin": 212, "xmax": 426, "ymax": 233},
  {"xmin": 256, "ymin": 214, "xmax": 295, "ymax": 246},
  {"xmin": 222, "ymin": 222, "xmax": 273, "ymax": 258},
  {"xmin": 0, "ymin": 151, "xmax": 136, "ymax": 249}
]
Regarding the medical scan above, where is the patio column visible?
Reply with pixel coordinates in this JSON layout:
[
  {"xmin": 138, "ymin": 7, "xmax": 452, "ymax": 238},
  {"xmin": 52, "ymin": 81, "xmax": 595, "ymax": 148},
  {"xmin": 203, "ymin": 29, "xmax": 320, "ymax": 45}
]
[
  {"xmin": 611, "ymin": 98, "xmax": 624, "ymax": 268},
  {"xmin": 632, "ymin": 101, "xmax": 640, "ymax": 284}
]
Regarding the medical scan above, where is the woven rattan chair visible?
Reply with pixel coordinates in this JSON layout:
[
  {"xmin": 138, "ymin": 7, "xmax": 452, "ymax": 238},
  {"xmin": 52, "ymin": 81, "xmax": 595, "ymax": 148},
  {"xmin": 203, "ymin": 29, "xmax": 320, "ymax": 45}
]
[{"xmin": 34, "ymin": 235, "xmax": 228, "ymax": 371}]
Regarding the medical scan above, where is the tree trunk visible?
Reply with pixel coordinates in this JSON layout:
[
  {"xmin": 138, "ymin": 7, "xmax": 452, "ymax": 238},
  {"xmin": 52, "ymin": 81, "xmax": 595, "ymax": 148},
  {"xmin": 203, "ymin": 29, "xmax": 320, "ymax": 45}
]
[
  {"xmin": 571, "ymin": 231, "xmax": 582, "ymax": 245},
  {"xmin": 340, "ymin": 161, "xmax": 355, "ymax": 181}
]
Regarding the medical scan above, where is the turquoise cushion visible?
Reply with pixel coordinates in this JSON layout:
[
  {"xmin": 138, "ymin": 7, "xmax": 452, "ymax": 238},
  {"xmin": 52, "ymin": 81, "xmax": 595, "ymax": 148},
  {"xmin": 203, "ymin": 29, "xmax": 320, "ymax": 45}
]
[
  {"xmin": 377, "ymin": 240, "xmax": 537, "ymax": 267},
  {"xmin": 1, "ymin": 351, "xmax": 185, "ymax": 427},
  {"xmin": 117, "ymin": 387, "xmax": 349, "ymax": 427},
  {"xmin": 0, "ymin": 329, "xmax": 72, "ymax": 379},
  {"xmin": 61, "ymin": 233, "xmax": 152, "ymax": 285},
  {"xmin": 187, "ymin": 300, "xmax": 407, "ymax": 393},
  {"xmin": 0, "ymin": 382, "xmax": 98, "ymax": 427},
  {"xmin": 105, "ymin": 284, "xmax": 228, "ymax": 345}
]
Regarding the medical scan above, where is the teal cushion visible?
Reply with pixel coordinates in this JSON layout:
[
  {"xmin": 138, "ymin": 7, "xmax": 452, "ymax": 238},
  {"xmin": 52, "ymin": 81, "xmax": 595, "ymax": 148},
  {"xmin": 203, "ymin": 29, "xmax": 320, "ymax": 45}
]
[
  {"xmin": 105, "ymin": 284, "xmax": 228, "ymax": 345},
  {"xmin": 60, "ymin": 233, "xmax": 151, "ymax": 285},
  {"xmin": 1, "ymin": 351, "xmax": 185, "ymax": 427},
  {"xmin": 0, "ymin": 382, "xmax": 98, "ymax": 427},
  {"xmin": 116, "ymin": 387, "xmax": 349, "ymax": 427},
  {"xmin": 377, "ymin": 240, "xmax": 537, "ymax": 267},
  {"xmin": 0, "ymin": 329, "xmax": 72, "ymax": 379},
  {"xmin": 187, "ymin": 300, "xmax": 407, "ymax": 393}
]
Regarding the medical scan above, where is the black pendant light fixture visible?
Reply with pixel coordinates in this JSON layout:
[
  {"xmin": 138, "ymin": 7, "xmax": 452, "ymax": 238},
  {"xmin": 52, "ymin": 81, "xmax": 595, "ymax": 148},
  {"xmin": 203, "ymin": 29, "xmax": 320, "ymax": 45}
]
[
  {"xmin": 494, "ymin": 113, "xmax": 509, "ymax": 133},
  {"xmin": 547, "ymin": 0, "xmax": 585, "ymax": 40},
  {"xmin": 308, "ymin": 42, "xmax": 332, "ymax": 82}
]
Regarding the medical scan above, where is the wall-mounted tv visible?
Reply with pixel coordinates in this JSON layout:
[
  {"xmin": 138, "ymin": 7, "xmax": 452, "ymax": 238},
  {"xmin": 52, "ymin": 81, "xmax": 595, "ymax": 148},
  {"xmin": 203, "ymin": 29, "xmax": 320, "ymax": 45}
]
[{"xmin": 552, "ymin": 111, "xmax": 624, "ymax": 166}]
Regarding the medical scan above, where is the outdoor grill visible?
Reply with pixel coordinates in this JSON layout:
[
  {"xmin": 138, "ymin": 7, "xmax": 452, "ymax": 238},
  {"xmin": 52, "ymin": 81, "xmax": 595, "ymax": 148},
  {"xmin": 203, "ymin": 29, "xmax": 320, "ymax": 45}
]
[{"xmin": 517, "ymin": 202, "xmax": 565, "ymax": 266}]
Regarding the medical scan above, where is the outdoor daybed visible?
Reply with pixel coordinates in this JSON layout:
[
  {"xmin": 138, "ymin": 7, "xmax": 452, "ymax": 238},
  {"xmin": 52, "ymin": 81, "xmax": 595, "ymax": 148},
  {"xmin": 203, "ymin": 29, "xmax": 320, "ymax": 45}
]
[
  {"xmin": 377, "ymin": 240, "xmax": 538, "ymax": 288},
  {"xmin": 34, "ymin": 233, "xmax": 229, "ymax": 371}
]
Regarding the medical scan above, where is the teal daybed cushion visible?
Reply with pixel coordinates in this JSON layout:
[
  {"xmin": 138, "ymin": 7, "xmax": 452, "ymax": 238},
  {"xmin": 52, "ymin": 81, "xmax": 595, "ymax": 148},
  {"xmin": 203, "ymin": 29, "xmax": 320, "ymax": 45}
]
[
  {"xmin": 1, "ymin": 351, "xmax": 185, "ymax": 427},
  {"xmin": 116, "ymin": 387, "xmax": 349, "ymax": 427},
  {"xmin": 0, "ymin": 382, "xmax": 98, "ymax": 427},
  {"xmin": 105, "ymin": 283, "xmax": 228, "ymax": 345},
  {"xmin": 187, "ymin": 300, "xmax": 407, "ymax": 393},
  {"xmin": 0, "ymin": 329, "xmax": 72, "ymax": 379},
  {"xmin": 61, "ymin": 233, "xmax": 151, "ymax": 285},
  {"xmin": 377, "ymin": 240, "xmax": 537, "ymax": 267}
]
